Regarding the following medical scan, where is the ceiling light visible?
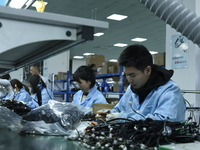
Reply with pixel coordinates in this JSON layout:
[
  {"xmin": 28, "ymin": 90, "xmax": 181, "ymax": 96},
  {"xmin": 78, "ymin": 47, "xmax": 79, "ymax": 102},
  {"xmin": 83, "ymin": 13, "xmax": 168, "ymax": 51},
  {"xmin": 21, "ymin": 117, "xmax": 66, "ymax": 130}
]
[
  {"xmin": 29, "ymin": 0, "xmax": 48, "ymax": 7},
  {"xmin": 94, "ymin": 32, "xmax": 104, "ymax": 37},
  {"xmin": 107, "ymin": 14, "xmax": 128, "ymax": 21},
  {"xmin": 73, "ymin": 56, "xmax": 83, "ymax": 59},
  {"xmin": 83, "ymin": 53, "xmax": 94, "ymax": 56},
  {"xmin": 109, "ymin": 59, "xmax": 118, "ymax": 62},
  {"xmin": 131, "ymin": 38, "xmax": 147, "ymax": 42},
  {"xmin": 150, "ymin": 51, "xmax": 158, "ymax": 55},
  {"xmin": 114, "ymin": 43, "xmax": 128, "ymax": 47},
  {"xmin": 9, "ymin": 0, "xmax": 28, "ymax": 9}
]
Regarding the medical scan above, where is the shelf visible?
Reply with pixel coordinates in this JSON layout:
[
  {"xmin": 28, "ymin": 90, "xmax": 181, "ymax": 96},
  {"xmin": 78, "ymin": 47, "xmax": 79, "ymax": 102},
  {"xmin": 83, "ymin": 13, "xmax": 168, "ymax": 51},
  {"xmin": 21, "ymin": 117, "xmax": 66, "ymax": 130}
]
[
  {"xmin": 54, "ymin": 91, "xmax": 75, "ymax": 95},
  {"xmin": 54, "ymin": 78, "xmax": 74, "ymax": 82},
  {"xmin": 53, "ymin": 67, "xmax": 125, "ymax": 102},
  {"xmin": 95, "ymin": 73, "xmax": 121, "ymax": 78}
]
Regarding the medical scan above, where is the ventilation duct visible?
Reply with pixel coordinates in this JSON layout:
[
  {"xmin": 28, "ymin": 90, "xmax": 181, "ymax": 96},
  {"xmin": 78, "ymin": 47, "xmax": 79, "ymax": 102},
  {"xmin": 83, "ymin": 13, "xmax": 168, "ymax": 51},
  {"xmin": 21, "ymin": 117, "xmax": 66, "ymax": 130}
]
[{"xmin": 140, "ymin": 0, "xmax": 200, "ymax": 47}]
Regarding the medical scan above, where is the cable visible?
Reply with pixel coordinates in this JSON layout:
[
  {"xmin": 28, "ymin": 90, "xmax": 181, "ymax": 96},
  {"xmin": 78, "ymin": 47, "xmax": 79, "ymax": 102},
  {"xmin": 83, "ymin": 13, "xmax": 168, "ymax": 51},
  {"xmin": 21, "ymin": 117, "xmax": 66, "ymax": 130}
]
[
  {"xmin": 77, "ymin": 119, "xmax": 200, "ymax": 149},
  {"xmin": 36, "ymin": 85, "xmax": 42, "ymax": 106},
  {"xmin": 128, "ymin": 101, "xmax": 145, "ymax": 119}
]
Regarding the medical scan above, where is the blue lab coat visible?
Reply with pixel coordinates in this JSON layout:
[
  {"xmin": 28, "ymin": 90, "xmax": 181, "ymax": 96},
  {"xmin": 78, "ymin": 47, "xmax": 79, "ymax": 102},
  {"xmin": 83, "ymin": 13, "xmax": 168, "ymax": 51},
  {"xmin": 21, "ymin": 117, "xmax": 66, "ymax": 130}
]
[
  {"xmin": 72, "ymin": 86, "xmax": 107, "ymax": 107},
  {"xmin": 110, "ymin": 80, "xmax": 186, "ymax": 122},
  {"xmin": 29, "ymin": 88, "xmax": 54, "ymax": 108},
  {"xmin": 14, "ymin": 88, "xmax": 32, "ymax": 104}
]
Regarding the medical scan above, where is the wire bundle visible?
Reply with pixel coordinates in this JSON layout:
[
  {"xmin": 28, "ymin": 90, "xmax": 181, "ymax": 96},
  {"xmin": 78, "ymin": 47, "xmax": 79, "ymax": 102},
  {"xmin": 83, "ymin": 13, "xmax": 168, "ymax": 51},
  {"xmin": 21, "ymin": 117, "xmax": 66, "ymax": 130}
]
[
  {"xmin": 77, "ymin": 118, "xmax": 200, "ymax": 150},
  {"xmin": 0, "ymin": 100, "xmax": 31, "ymax": 116}
]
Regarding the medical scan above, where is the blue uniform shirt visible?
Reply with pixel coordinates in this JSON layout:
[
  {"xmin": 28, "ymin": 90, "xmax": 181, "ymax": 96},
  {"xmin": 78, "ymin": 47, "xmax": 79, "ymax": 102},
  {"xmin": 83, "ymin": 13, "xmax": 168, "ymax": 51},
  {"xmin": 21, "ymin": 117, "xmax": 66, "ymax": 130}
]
[
  {"xmin": 14, "ymin": 88, "xmax": 32, "ymax": 104},
  {"xmin": 72, "ymin": 86, "xmax": 107, "ymax": 107},
  {"xmin": 29, "ymin": 87, "xmax": 54, "ymax": 108},
  {"xmin": 110, "ymin": 80, "xmax": 186, "ymax": 122}
]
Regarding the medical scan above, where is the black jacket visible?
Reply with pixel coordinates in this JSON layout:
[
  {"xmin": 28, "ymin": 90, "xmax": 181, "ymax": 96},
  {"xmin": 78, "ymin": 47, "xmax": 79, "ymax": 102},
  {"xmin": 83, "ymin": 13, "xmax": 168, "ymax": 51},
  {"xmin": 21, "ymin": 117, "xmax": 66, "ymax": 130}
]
[{"xmin": 131, "ymin": 65, "xmax": 174, "ymax": 104}]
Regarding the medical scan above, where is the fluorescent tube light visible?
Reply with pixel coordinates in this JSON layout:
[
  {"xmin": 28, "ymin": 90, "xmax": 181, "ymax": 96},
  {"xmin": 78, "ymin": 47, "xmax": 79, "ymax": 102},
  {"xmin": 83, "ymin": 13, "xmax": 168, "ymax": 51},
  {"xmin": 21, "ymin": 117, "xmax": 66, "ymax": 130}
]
[
  {"xmin": 150, "ymin": 51, "xmax": 158, "ymax": 55},
  {"xmin": 94, "ymin": 32, "xmax": 104, "ymax": 37},
  {"xmin": 107, "ymin": 14, "xmax": 128, "ymax": 21},
  {"xmin": 30, "ymin": 0, "xmax": 48, "ymax": 7},
  {"xmin": 114, "ymin": 43, "xmax": 128, "ymax": 47},
  {"xmin": 109, "ymin": 59, "xmax": 118, "ymax": 62},
  {"xmin": 83, "ymin": 53, "xmax": 94, "ymax": 56},
  {"xmin": 131, "ymin": 38, "xmax": 147, "ymax": 42},
  {"xmin": 9, "ymin": 0, "xmax": 28, "ymax": 9},
  {"xmin": 73, "ymin": 56, "xmax": 83, "ymax": 59}
]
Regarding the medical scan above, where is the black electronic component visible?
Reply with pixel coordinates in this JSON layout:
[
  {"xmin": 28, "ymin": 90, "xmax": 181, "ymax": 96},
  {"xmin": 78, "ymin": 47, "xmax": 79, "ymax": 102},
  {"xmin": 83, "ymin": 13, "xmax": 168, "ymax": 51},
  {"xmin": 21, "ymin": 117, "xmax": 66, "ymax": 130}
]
[
  {"xmin": 0, "ymin": 100, "xmax": 32, "ymax": 116},
  {"xmin": 76, "ymin": 118, "xmax": 200, "ymax": 149}
]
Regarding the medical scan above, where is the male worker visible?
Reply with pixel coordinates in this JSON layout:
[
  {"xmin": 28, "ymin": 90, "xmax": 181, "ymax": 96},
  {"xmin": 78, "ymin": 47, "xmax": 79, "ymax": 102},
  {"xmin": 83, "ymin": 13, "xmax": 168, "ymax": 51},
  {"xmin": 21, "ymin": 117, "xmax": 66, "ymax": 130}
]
[
  {"xmin": 30, "ymin": 64, "xmax": 49, "ymax": 88},
  {"xmin": 96, "ymin": 44, "xmax": 186, "ymax": 122}
]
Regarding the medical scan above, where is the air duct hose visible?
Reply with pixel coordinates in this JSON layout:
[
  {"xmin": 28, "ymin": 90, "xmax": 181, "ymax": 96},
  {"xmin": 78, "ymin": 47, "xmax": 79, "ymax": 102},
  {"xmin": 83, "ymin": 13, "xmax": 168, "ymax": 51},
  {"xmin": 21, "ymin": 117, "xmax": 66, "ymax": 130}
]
[{"xmin": 140, "ymin": 0, "xmax": 200, "ymax": 47}]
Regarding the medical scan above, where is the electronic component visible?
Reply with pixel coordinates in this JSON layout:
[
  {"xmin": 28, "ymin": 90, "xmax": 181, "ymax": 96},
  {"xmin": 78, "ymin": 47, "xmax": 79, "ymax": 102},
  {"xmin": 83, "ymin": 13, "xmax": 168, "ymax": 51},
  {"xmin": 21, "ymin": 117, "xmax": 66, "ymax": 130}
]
[{"xmin": 76, "ymin": 118, "xmax": 200, "ymax": 149}]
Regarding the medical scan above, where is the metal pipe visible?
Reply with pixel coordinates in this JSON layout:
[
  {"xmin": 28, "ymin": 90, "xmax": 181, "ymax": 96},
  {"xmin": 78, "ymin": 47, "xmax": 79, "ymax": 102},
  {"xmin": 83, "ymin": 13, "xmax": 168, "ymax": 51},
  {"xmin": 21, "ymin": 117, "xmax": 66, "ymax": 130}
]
[{"xmin": 140, "ymin": 0, "xmax": 200, "ymax": 47}]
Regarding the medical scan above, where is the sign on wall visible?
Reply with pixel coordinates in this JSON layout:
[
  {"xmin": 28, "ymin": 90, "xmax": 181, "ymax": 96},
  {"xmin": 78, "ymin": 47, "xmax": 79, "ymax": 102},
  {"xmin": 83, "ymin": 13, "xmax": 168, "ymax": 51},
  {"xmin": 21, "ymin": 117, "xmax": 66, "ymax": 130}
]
[{"xmin": 171, "ymin": 34, "xmax": 188, "ymax": 69}]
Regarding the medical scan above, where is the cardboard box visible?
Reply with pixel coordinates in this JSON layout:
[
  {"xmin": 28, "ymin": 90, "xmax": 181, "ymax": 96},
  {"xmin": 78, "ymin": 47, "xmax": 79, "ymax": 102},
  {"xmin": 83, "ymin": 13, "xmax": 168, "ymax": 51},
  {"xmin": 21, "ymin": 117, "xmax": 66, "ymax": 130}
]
[
  {"xmin": 54, "ymin": 75, "xmax": 58, "ymax": 80},
  {"xmin": 113, "ymin": 82, "xmax": 119, "ymax": 92},
  {"xmin": 112, "ymin": 76, "xmax": 120, "ymax": 81},
  {"xmin": 154, "ymin": 52, "xmax": 165, "ymax": 66},
  {"xmin": 101, "ymin": 62, "xmax": 119, "ymax": 74},
  {"xmin": 108, "ymin": 66, "xmax": 118, "ymax": 74},
  {"xmin": 86, "ymin": 55, "xmax": 105, "ymax": 70},
  {"xmin": 57, "ymin": 72, "xmax": 67, "ymax": 79},
  {"xmin": 92, "ymin": 103, "xmax": 115, "ymax": 113}
]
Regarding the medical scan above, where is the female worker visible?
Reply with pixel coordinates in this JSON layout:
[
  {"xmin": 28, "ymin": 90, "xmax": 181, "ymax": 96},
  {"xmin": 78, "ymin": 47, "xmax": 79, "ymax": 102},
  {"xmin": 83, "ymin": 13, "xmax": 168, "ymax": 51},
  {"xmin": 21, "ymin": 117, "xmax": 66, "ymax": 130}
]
[
  {"xmin": 72, "ymin": 65, "xmax": 108, "ymax": 107},
  {"xmin": 28, "ymin": 74, "xmax": 53, "ymax": 108},
  {"xmin": 10, "ymin": 79, "xmax": 33, "ymax": 106}
]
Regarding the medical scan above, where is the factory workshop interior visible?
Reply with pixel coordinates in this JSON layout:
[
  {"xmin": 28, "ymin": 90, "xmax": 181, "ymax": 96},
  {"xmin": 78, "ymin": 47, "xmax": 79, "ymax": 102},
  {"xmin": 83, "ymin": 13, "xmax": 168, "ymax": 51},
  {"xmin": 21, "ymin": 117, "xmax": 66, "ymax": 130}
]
[{"xmin": 1, "ymin": 0, "xmax": 200, "ymax": 150}]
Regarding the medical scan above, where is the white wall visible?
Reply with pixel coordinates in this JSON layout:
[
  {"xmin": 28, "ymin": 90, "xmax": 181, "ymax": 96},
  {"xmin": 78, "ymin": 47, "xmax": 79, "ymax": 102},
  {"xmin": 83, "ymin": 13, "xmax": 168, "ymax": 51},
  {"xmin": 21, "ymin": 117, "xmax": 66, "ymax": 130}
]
[
  {"xmin": 43, "ymin": 50, "xmax": 70, "ymax": 80},
  {"xmin": 166, "ymin": 25, "xmax": 197, "ymax": 106},
  {"xmin": 165, "ymin": 0, "xmax": 200, "ymax": 122},
  {"xmin": 194, "ymin": 0, "xmax": 200, "ymax": 122},
  {"xmin": 10, "ymin": 50, "xmax": 70, "ymax": 82},
  {"xmin": 71, "ymin": 59, "xmax": 86, "ymax": 74},
  {"xmin": 165, "ymin": 0, "xmax": 199, "ymax": 106},
  {"xmin": 10, "ymin": 68, "xmax": 23, "ymax": 81}
]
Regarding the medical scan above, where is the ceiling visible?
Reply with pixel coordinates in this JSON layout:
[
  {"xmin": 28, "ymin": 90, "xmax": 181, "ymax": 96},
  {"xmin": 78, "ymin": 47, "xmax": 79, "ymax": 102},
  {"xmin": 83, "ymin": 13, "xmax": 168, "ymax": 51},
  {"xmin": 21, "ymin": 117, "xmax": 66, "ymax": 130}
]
[{"xmin": 27, "ymin": 0, "xmax": 166, "ymax": 61}]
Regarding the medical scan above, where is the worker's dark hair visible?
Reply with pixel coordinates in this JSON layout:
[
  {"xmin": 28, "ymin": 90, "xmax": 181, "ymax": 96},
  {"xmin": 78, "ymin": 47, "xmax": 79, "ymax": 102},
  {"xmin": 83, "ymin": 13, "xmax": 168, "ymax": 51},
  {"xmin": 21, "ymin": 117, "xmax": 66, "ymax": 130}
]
[
  {"xmin": 118, "ymin": 44, "xmax": 153, "ymax": 72},
  {"xmin": 28, "ymin": 75, "xmax": 46, "ymax": 106},
  {"xmin": 10, "ymin": 79, "xmax": 31, "ymax": 95},
  {"xmin": 28, "ymin": 75, "xmax": 46, "ymax": 94},
  {"xmin": 73, "ymin": 64, "xmax": 96, "ymax": 88},
  {"xmin": 0, "ymin": 74, "xmax": 11, "ymax": 80}
]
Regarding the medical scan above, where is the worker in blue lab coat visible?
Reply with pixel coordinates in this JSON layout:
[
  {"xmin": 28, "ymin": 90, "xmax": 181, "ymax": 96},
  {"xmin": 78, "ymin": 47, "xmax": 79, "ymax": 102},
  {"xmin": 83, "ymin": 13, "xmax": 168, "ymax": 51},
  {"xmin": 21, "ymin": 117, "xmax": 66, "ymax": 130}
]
[
  {"xmin": 28, "ymin": 75, "xmax": 53, "ymax": 108},
  {"xmin": 0, "ymin": 74, "xmax": 14, "ymax": 100},
  {"xmin": 10, "ymin": 79, "xmax": 33, "ymax": 106},
  {"xmin": 72, "ymin": 65, "xmax": 108, "ymax": 107},
  {"xmin": 96, "ymin": 44, "xmax": 186, "ymax": 122}
]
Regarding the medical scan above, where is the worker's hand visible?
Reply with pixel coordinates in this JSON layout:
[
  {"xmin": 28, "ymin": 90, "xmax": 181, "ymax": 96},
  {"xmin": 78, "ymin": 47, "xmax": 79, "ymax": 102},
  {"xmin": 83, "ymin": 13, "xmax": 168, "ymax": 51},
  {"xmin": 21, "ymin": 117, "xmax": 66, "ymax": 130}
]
[
  {"xmin": 95, "ymin": 110, "xmax": 110, "ymax": 120},
  {"xmin": 106, "ymin": 113, "xmax": 119, "ymax": 121}
]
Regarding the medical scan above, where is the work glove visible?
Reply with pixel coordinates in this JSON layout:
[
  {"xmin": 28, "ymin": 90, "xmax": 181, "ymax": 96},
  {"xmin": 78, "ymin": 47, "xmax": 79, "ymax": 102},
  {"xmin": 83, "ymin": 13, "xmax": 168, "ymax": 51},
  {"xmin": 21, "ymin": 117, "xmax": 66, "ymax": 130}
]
[{"xmin": 106, "ymin": 113, "xmax": 119, "ymax": 121}]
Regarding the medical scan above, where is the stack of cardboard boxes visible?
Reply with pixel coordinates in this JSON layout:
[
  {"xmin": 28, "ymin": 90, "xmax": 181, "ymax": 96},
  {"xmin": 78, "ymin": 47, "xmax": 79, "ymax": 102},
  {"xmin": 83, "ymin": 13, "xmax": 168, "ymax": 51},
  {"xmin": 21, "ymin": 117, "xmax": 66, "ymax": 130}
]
[
  {"xmin": 154, "ymin": 52, "xmax": 165, "ymax": 66},
  {"xmin": 100, "ymin": 62, "xmax": 119, "ymax": 74},
  {"xmin": 86, "ymin": 54, "xmax": 119, "ymax": 74},
  {"xmin": 86, "ymin": 54, "xmax": 105, "ymax": 71},
  {"xmin": 85, "ymin": 54, "xmax": 122, "ymax": 92},
  {"xmin": 54, "ymin": 72, "xmax": 67, "ymax": 80}
]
